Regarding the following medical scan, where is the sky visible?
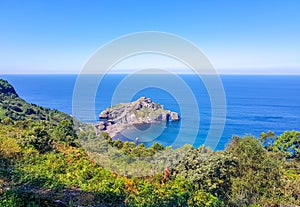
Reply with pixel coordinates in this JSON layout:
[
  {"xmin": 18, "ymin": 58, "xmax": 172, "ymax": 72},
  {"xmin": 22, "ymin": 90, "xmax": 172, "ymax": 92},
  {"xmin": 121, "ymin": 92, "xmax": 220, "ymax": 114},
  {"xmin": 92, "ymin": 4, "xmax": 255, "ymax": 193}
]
[{"xmin": 0, "ymin": 0, "xmax": 300, "ymax": 74}]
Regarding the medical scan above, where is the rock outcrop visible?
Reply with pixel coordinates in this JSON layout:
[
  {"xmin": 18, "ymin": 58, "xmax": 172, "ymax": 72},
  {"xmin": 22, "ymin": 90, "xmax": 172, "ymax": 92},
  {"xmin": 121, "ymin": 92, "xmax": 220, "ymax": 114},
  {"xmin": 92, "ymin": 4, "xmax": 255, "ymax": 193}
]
[{"xmin": 97, "ymin": 97, "xmax": 180, "ymax": 137}]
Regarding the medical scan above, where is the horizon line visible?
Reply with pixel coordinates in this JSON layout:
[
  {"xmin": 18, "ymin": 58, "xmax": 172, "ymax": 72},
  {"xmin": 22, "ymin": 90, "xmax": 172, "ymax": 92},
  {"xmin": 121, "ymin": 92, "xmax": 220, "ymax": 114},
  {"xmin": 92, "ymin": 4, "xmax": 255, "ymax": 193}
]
[{"xmin": 1, "ymin": 73, "xmax": 300, "ymax": 76}]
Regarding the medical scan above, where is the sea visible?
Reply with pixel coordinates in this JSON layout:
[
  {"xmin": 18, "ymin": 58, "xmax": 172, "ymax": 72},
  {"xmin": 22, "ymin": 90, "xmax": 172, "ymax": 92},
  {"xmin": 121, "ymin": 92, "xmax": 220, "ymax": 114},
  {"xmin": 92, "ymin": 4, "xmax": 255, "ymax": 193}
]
[{"xmin": 2, "ymin": 74, "xmax": 300, "ymax": 151}]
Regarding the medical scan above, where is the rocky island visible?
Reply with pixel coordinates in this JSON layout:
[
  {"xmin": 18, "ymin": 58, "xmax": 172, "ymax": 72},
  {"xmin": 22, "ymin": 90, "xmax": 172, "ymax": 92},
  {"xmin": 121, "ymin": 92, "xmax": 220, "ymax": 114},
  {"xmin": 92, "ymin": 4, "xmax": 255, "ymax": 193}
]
[{"xmin": 97, "ymin": 97, "xmax": 180, "ymax": 138}]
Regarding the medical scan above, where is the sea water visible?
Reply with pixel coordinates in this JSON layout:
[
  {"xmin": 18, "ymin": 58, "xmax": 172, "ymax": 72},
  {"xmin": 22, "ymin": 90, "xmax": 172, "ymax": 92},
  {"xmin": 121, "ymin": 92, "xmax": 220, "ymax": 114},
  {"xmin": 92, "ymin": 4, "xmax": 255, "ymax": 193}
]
[{"xmin": 2, "ymin": 74, "xmax": 299, "ymax": 150}]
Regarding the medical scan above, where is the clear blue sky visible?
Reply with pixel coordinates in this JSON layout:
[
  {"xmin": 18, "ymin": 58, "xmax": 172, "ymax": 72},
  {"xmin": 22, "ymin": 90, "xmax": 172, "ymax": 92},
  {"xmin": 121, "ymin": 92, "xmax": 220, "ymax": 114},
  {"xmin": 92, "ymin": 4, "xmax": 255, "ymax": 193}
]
[{"xmin": 1, "ymin": 0, "xmax": 300, "ymax": 74}]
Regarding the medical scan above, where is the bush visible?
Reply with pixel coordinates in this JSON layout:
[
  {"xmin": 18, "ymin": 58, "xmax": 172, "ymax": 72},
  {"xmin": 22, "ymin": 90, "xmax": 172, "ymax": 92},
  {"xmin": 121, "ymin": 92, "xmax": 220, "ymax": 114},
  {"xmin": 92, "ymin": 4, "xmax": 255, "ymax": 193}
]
[
  {"xmin": 188, "ymin": 190, "xmax": 225, "ymax": 207},
  {"xmin": 19, "ymin": 126, "xmax": 52, "ymax": 153},
  {"xmin": 0, "ymin": 190, "xmax": 23, "ymax": 207},
  {"xmin": 226, "ymin": 136, "xmax": 282, "ymax": 206},
  {"xmin": 51, "ymin": 120, "xmax": 78, "ymax": 146}
]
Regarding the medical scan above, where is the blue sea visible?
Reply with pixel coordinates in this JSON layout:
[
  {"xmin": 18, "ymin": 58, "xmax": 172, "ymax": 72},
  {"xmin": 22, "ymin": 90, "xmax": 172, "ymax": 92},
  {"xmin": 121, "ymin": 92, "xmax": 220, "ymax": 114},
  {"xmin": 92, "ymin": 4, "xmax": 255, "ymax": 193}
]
[{"xmin": 2, "ymin": 74, "xmax": 300, "ymax": 150}]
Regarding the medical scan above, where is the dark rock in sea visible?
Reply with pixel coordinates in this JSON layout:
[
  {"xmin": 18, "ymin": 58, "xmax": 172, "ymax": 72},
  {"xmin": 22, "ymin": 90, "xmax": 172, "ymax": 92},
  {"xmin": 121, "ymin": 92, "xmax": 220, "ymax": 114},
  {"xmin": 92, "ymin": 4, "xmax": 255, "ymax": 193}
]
[{"xmin": 98, "ymin": 97, "xmax": 180, "ymax": 137}]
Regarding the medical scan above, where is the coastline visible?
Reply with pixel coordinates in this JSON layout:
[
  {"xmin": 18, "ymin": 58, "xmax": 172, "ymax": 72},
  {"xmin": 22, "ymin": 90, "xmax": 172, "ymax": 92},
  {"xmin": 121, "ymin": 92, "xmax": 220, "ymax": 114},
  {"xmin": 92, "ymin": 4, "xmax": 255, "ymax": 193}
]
[{"xmin": 2, "ymin": 74, "xmax": 300, "ymax": 150}]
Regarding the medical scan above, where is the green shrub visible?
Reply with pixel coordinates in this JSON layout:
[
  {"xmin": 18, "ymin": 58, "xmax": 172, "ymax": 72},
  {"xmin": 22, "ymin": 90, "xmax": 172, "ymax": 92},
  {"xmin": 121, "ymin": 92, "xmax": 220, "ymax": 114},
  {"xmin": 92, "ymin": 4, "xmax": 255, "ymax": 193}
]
[
  {"xmin": 19, "ymin": 126, "xmax": 52, "ymax": 153},
  {"xmin": 0, "ymin": 190, "xmax": 23, "ymax": 207}
]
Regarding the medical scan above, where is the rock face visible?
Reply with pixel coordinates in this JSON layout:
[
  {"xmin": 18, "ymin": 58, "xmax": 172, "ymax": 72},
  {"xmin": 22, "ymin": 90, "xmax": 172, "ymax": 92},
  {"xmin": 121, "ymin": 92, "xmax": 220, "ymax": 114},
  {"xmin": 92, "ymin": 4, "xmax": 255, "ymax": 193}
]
[{"xmin": 98, "ymin": 97, "xmax": 180, "ymax": 137}]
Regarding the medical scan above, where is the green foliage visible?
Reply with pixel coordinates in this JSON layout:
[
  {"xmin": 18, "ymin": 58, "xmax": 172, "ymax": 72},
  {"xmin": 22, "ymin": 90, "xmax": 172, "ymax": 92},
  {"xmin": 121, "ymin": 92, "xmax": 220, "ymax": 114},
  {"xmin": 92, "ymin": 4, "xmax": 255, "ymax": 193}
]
[
  {"xmin": 1, "ymin": 115, "xmax": 300, "ymax": 206},
  {"xmin": 51, "ymin": 119, "xmax": 78, "ymax": 146},
  {"xmin": 0, "ymin": 136, "xmax": 20, "ymax": 158},
  {"xmin": 226, "ymin": 136, "xmax": 282, "ymax": 206},
  {"xmin": 1, "ymin": 79, "xmax": 300, "ymax": 206},
  {"xmin": 273, "ymin": 130, "xmax": 300, "ymax": 159},
  {"xmin": 19, "ymin": 126, "xmax": 52, "ymax": 153},
  {"xmin": 260, "ymin": 130, "xmax": 300, "ymax": 160},
  {"xmin": 125, "ymin": 176, "xmax": 190, "ymax": 207},
  {"xmin": 98, "ymin": 131, "xmax": 166, "ymax": 157},
  {"xmin": 150, "ymin": 142, "xmax": 165, "ymax": 151},
  {"xmin": 172, "ymin": 146, "xmax": 237, "ymax": 199},
  {"xmin": 121, "ymin": 142, "xmax": 139, "ymax": 155},
  {"xmin": 100, "ymin": 131, "xmax": 111, "ymax": 141},
  {"xmin": 13, "ymin": 146, "xmax": 127, "ymax": 206},
  {"xmin": 0, "ymin": 189, "xmax": 61, "ymax": 207},
  {"xmin": 1, "ymin": 117, "xmax": 13, "ymax": 125},
  {"xmin": 0, "ymin": 78, "xmax": 72, "ymax": 123},
  {"xmin": 116, "ymin": 141, "xmax": 165, "ymax": 158},
  {"xmin": 0, "ymin": 108, "xmax": 6, "ymax": 120},
  {"xmin": 0, "ymin": 79, "xmax": 18, "ymax": 97},
  {"xmin": 109, "ymin": 103, "xmax": 125, "ymax": 109},
  {"xmin": 279, "ymin": 160, "xmax": 300, "ymax": 203},
  {"xmin": 0, "ymin": 190, "xmax": 23, "ymax": 207},
  {"xmin": 188, "ymin": 190, "xmax": 225, "ymax": 207},
  {"xmin": 260, "ymin": 130, "xmax": 276, "ymax": 150}
]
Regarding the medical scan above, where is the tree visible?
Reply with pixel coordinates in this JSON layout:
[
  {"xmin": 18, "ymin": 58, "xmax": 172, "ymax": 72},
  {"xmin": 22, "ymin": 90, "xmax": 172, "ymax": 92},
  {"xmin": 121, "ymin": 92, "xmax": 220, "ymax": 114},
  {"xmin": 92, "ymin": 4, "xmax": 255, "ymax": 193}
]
[
  {"xmin": 19, "ymin": 126, "xmax": 52, "ymax": 153},
  {"xmin": 51, "ymin": 120, "xmax": 78, "ymax": 146},
  {"xmin": 260, "ymin": 130, "xmax": 276, "ymax": 150},
  {"xmin": 171, "ymin": 146, "xmax": 237, "ymax": 199},
  {"xmin": 121, "ymin": 141, "xmax": 137, "ymax": 156},
  {"xmin": 150, "ymin": 142, "xmax": 165, "ymax": 152},
  {"xmin": 226, "ymin": 136, "xmax": 282, "ymax": 206},
  {"xmin": 273, "ymin": 130, "xmax": 300, "ymax": 159}
]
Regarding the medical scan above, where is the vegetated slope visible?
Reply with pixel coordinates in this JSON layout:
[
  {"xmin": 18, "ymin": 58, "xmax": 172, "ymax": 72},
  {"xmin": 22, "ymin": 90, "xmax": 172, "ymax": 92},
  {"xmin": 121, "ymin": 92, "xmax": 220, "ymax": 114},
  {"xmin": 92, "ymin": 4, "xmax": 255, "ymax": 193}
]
[
  {"xmin": 0, "ymin": 78, "xmax": 299, "ymax": 207},
  {"xmin": 0, "ymin": 78, "xmax": 71, "ymax": 124}
]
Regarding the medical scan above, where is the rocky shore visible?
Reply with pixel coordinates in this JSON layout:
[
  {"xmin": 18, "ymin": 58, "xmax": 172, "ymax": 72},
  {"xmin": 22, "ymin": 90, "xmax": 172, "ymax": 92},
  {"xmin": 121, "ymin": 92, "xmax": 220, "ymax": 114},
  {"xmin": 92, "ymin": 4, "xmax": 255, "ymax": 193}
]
[{"xmin": 97, "ymin": 97, "xmax": 180, "ymax": 138}]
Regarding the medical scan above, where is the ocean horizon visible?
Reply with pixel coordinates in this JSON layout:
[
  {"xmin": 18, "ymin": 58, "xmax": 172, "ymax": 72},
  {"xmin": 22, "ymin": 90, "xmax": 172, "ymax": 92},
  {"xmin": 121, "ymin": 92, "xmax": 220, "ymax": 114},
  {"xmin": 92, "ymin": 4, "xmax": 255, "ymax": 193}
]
[{"xmin": 2, "ymin": 74, "xmax": 299, "ymax": 150}]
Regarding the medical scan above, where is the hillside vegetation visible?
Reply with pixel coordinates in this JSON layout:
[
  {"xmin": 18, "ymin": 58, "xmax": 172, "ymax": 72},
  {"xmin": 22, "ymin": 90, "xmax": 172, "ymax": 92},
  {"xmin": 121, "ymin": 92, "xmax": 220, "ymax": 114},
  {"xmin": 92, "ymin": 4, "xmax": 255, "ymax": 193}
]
[
  {"xmin": 0, "ymin": 79, "xmax": 71, "ymax": 123},
  {"xmin": 0, "ymin": 78, "xmax": 299, "ymax": 207}
]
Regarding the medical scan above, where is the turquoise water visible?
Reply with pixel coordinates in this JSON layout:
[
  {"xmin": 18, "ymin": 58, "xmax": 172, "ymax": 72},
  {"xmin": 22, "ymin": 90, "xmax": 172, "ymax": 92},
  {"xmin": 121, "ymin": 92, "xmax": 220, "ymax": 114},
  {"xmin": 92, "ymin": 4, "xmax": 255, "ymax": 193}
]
[{"xmin": 2, "ymin": 74, "xmax": 300, "ymax": 150}]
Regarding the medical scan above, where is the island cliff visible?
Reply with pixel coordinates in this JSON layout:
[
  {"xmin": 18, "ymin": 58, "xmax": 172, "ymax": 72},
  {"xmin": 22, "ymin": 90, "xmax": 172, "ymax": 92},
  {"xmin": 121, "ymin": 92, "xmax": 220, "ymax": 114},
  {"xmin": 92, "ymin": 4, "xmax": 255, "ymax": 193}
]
[{"xmin": 97, "ymin": 97, "xmax": 180, "ymax": 137}]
